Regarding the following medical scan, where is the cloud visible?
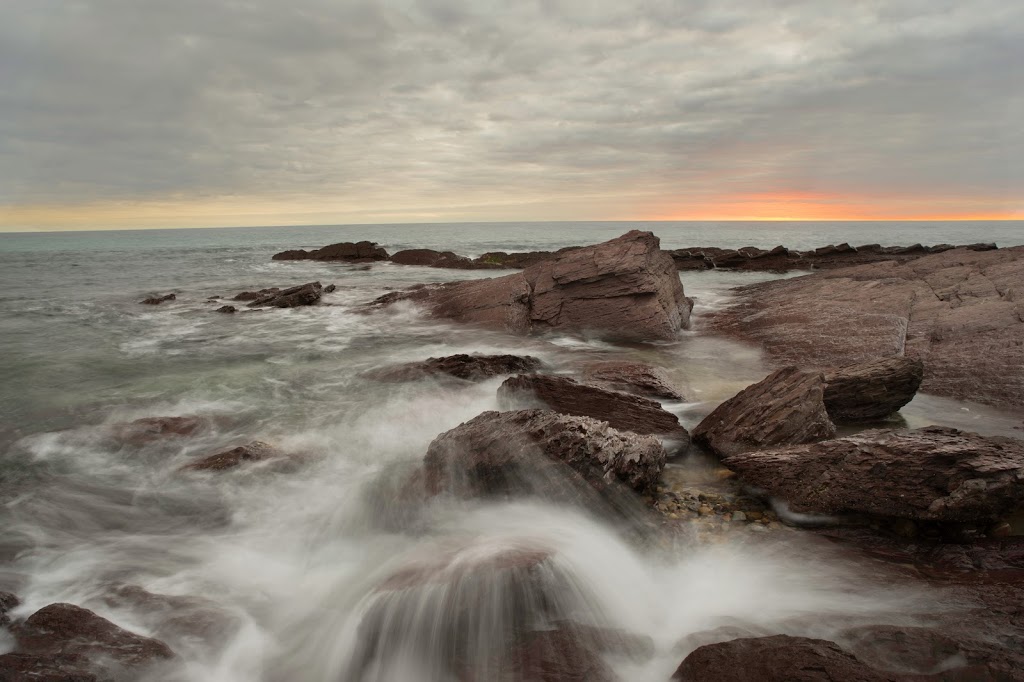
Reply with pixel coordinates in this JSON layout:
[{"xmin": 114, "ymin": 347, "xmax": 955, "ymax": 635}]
[{"xmin": 1, "ymin": 0, "xmax": 1022, "ymax": 225}]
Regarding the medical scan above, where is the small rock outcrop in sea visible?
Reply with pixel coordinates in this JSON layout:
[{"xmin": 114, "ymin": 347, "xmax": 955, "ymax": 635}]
[
  {"xmin": 706, "ymin": 245, "xmax": 1024, "ymax": 407},
  {"xmin": 364, "ymin": 353, "xmax": 543, "ymax": 382},
  {"xmin": 0, "ymin": 602, "xmax": 175, "ymax": 680},
  {"xmin": 721, "ymin": 426, "xmax": 1024, "ymax": 524},
  {"xmin": 140, "ymin": 292, "xmax": 176, "ymax": 304},
  {"xmin": 581, "ymin": 361, "xmax": 685, "ymax": 401},
  {"xmin": 423, "ymin": 409, "xmax": 667, "ymax": 499},
  {"xmin": 181, "ymin": 441, "xmax": 282, "ymax": 472},
  {"xmin": 498, "ymin": 374, "xmax": 689, "ymax": 441},
  {"xmin": 272, "ymin": 240, "xmax": 389, "ymax": 262},
  {"xmin": 692, "ymin": 367, "xmax": 836, "ymax": 457},
  {"xmin": 822, "ymin": 356, "xmax": 924, "ymax": 422},
  {"xmin": 672, "ymin": 634, "xmax": 898, "ymax": 681},
  {"xmin": 245, "ymin": 281, "xmax": 323, "ymax": 308},
  {"xmin": 110, "ymin": 415, "xmax": 208, "ymax": 446},
  {"xmin": 374, "ymin": 230, "xmax": 693, "ymax": 341},
  {"xmin": 215, "ymin": 305, "xmax": 237, "ymax": 314}
]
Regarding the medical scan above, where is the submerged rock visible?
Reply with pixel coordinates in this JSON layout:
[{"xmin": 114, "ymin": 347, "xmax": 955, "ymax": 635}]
[
  {"xmin": 215, "ymin": 305, "xmax": 237, "ymax": 314},
  {"xmin": 498, "ymin": 374, "xmax": 688, "ymax": 441},
  {"xmin": 365, "ymin": 353, "xmax": 543, "ymax": 383},
  {"xmin": 103, "ymin": 585, "xmax": 240, "ymax": 651},
  {"xmin": 246, "ymin": 281, "xmax": 323, "ymax": 308},
  {"xmin": 140, "ymin": 293, "xmax": 176, "ymax": 305},
  {"xmin": 581, "ymin": 361, "xmax": 685, "ymax": 400},
  {"xmin": 375, "ymin": 231, "xmax": 693, "ymax": 342},
  {"xmin": 272, "ymin": 240, "xmax": 388, "ymax": 262},
  {"xmin": 692, "ymin": 367, "xmax": 836, "ymax": 457},
  {"xmin": 110, "ymin": 416, "xmax": 208, "ymax": 446},
  {"xmin": 0, "ymin": 591, "xmax": 19, "ymax": 627},
  {"xmin": 721, "ymin": 426, "xmax": 1024, "ymax": 524},
  {"xmin": 823, "ymin": 356, "xmax": 924, "ymax": 422},
  {"xmin": 182, "ymin": 441, "xmax": 281, "ymax": 472},
  {"xmin": 423, "ymin": 409, "xmax": 667, "ymax": 500}
]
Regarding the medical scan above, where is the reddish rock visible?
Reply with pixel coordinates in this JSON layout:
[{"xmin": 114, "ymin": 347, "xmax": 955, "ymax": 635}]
[
  {"xmin": 272, "ymin": 240, "xmax": 388, "ymax": 262},
  {"xmin": 181, "ymin": 441, "xmax": 280, "ymax": 472},
  {"xmin": 110, "ymin": 416, "xmax": 207, "ymax": 446},
  {"xmin": 498, "ymin": 374, "xmax": 688, "ymax": 440},
  {"xmin": 423, "ymin": 409, "xmax": 667, "ymax": 500},
  {"xmin": 375, "ymin": 231, "xmax": 693, "ymax": 342},
  {"xmin": 706, "ymin": 246, "xmax": 1024, "ymax": 407},
  {"xmin": 505, "ymin": 628, "xmax": 618, "ymax": 682},
  {"xmin": 671, "ymin": 635, "xmax": 896, "ymax": 681},
  {"xmin": 365, "ymin": 353, "xmax": 543, "ymax": 382},
  {"xmin": 722, "ymin": 426, "xmax": 1024, "ymax": 523},
  {"xmin": 390, "ymin": 249, "xmax": 483, "ymax": 269},
  {"xmin": 581, "ymin": 361, "xmax": 684, "ymax": 400},
  {"xmin": 823, "ymin": 356, "xmax": 924, "ymax": 422},
  {"xmin": 246, "ymin": 281, "xmax": 322, "ymax": 308},
  {"xmin": 140, "ymin": 293, "xmax": 175, "ymax": 305},
  {"xmin": 0, "ymin": 652, "xmax": 99, "ymax": 681},
  {"xmin": 692, "ymin": 367, "xmax": 836, "ymax": 457}
]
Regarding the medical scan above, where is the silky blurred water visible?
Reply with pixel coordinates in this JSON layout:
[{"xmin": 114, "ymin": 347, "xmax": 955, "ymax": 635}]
[{"xmin": 0, "ymin": 221, "xmax": 1021, "ymax": 681}]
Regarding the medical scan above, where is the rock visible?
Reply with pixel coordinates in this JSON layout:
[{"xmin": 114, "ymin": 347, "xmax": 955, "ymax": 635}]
[
  {"xmin": 246, "ymin": 281, "xmax": 322, "ymax": 308},
  {"xmin": 215, "ymin": 305, "xmax": 236, "ymax": 314},
  {"xmin": 823, "ymin": 356, "xmax": 924, "ymax": 422},
  {"xmin": 365, "ymin": 353, "xmax": 543, "ymax": 382},
  {"xmin": 272, "ymin": 240, "xmax": 388, "ymax": 262},
  {"xmin": 505, "ymin": 628, "xmax": 618, "ymax": 682},
  {"xmin": 3, "ymin": 603, "xmax": 174, "ymax": 679},
  {"xmin": 324, "ymin": 283, "xmax": 336, "ymax": 293},
  {"xmin": 423, "ymin": 409, "xmax": 667, "ymax": 500},
  {"xmin": 498, "ymin": 374, "xmax": 689, "ymax": 441},
  {"xmin": 110, "ymin": 416, "xmax": 207, "ymax": 446},
  {"xmin": 140, "ymin": 293, "xmax": 175, "ymax": 305},
  {"xmin": 581, "ymin": 361, "xmax": 685, "ymax": 400},
  {"xmin": 692, "ymin": 367, "xmax": 836, "ymax": 457},
  {"xmin": 103, "ymin": 585, "xmax": 240, "ymax": 650},
  {"xmin": 1, "ymin": 590, "xmax": 19, "ymax": 627},
  {"xmin": 390, "ymin": 249, "xmax": 482, "ymax": 269},
  {"xmin": 706, "ymin": 246, "xmax": 1024, "ymax": 407},
  {"xmin": 232, "ymin": 287, "xmax": 279, "ymax": 301},
  {"xmin": 375, "ymin": 231, "xmax": 692, "ymax": 342},
  {"xmin": 181, "ymin": 441, "xmax": 280, "ymax": 472},
  {"xmin": 722, "ymin": 426, "xmax": 1024, "ymax": 524},
  {"xmin": 671, "ymin": 635, "xmax": 896, "ymax": 681}
]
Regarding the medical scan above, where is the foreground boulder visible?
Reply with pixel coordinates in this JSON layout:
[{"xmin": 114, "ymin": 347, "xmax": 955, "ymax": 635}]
[
  {"xmin": 823, "ymin": 356, "xmax": 924, "ymax": 422},
  {"xmin": 722, "ymin": 426, "xmax": 1024, "ymax": 524},
  {"xmin": 365, "ymin": 353, "xmax": 542, "ymax": 383},
  {"xmin": 423, "ymin": 409, "xmax": 667, "ymax": 500},
  {"xmin": 375, "ymin": 231, "xmax": 693, "ymax": 341},
  {"xmin": 672, "ymin": 635, "xmax": 897, "ymax": 681},
  {"xmin": 581, "ymin": 361, "xmax": 684, "ymax": 400},
  {"xmin": 498, "ymin": 374, "xmax": 689, "ymax": 441},
  {"xmin": 692, "ymin": 367, "xmax": 836, "ymax": 457},
  {"xmin": 272, "ymin": 240, "xmax": 388, "ymax": 262},
  {"xmin": 246, "ymin": 281, "xmax": 323, "ymax": 308},
  {"xmin": 0, "ymin": 603, "xmax": 174, "ymax": 679}
]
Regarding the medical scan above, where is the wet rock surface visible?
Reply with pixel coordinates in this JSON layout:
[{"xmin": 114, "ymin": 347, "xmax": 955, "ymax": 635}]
[
  {"xmin": 102, "ymin": 584, "xmax": 240, "ymax": 650},
  {"xmin": 823, "ymin": 356, "xmax": 924, "ymax": 422},
  {"xmin": 215, "ymin": 305, "xmax": 237, "ymax": 314},
  {"xmin": 181, "ymin": 440, "xmax": 282, "ymax": 471},
  {"xmin": 498, "ymin": 373, "xmax": 689, "ymax": 441},
  {"xmin": 374, "ymin": 231, "xmax": 693, "ymax": 341},
  {"xmin": 1, "ymin": 590, "xmax": 19, "ymax": 626},
  {"xmin": 581, "ymin": 361, "xmax": 685, "ymax": 401},
  {"xmin": 365, "ymin": 353, "xmax": 542, "ymax": 383},
  {"xmin": 272, "ymin": 240, "xmax": 388, "ymax": 262},
  {"xmin": 245, "ymin": 281, "xmax": 324, "ymax": 308},
  {"xmin": 139, "ymin": 293, "xmax": 175, "ymax": 305},
  {"xmin": 722, "ymin": 426, "xmax": 1024, "ymax": 524},
  {"xmin": 109, "ymin": 415, "xmax": 208, "ymax": 446},
  {"xmin": 706, "ymin": 245, "xmax": 1024, "ymax": 407},
  {"xmin": 692, "ymin": 367, "xmax": 836, "ymax": 457}
]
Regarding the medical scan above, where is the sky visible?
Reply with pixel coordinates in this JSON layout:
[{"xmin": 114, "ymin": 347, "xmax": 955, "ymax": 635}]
[{"xmin": 1, "ymin": 0, "xmax": 1022, "ymax": 231}]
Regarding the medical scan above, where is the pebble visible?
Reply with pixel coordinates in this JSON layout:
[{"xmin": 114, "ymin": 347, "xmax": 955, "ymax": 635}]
[{"xmin": 732, "ymin": 511, "xmax": 747, "ymax": 522}]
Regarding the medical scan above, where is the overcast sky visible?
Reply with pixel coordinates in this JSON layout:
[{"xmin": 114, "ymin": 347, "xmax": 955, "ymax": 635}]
[{"xmin": 1, "ymin": 0, "xmax": 1022, "ymax": 229}]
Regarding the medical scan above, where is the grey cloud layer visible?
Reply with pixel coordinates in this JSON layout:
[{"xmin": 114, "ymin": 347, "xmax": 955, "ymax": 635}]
[{"xmin": 2, "ymin": 0, "xmax": 1022, "ymax": 210}]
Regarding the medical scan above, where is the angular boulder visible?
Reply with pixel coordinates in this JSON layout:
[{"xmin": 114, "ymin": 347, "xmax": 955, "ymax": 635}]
[
  {"xmin": 823, "ymin": 356, "xmax": 924, "ymax": 422},
  {"xmin": 498, "ymin": 374, "xmax": 688, "ymax": 441},
  {"xmin": 364, "ymin": 353, "xmax": 542, "ymax": 383},
  {"xmin": 423, "ymin": 409, "xmax": 667, "ymax": 499},
  {"xmin": 672, "ymin": 635, "xmax": 897, "ymax": 681},
  {"xmin": 246, "ymin": 281, "xmax": 323, "ymax": 308},
  {"xmin": 581, "ymin": 361, "xmax": 684, "ymax": 400},
  {"xmin": 692, "ymin": 367, "xmax": 836, "ymax": 457},
  {"xmin": 721, "ymin": 426, "xmax": 1024, "ymax": 523},
  {"xmin": 272, "ymin": 240, "xmax": 388, "ymax": 262},
  {"xmin": 376, "ymin": 231, "xmax": 693, "ymax": 341}
]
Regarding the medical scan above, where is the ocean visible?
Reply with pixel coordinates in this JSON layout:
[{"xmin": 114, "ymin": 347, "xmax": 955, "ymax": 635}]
[{"xmin": 0, "ymin": 220, "xmax": 1022, "ymax": 681}]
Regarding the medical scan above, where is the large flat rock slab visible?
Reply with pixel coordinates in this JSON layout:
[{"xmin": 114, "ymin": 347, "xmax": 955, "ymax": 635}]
[{"xmin": 706, "ymin": 246, "xmax": 1024, "ymax": 407}]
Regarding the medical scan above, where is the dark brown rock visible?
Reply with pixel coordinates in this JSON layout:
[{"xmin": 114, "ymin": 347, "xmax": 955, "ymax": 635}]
[
  {"xmin": 1, "ymin": 590, "xmax": 19, "ymax": 627},
  {"xmin": 672, "ymin": 635, "xmax": 896, "ymax": 681},
  {"xmin": 823, "ymin": 356, "xmax": 924, "ymax": 422},
  {"xmin": 110, "ymin": 416, "xmax": 207, "ymax": 446},
  {"xmin": 181, "ymin": 441, "xmax": 279, "ymax": 472},
  {"xmin": 505, "ymin": 628, "xmax": 618, "ymax": 682},
  {"xmin": 0, "ymin": 652, "xmax": 99, "ymax": 681},
  {"xmin": 365, "ymin": 353, "xmax": 543, "ymax": 383},
  {"xmin": 103, "ymin": 585, "xmax": 240, "ymax": 650},
  {"xmin": 706, "ymin": 246, "xmax": 1024, "ymax": 407},
  {"xmin": 692, "ymin": 367, "xmax": 836, "ymax": 457},
  {"xmin": 498, "ymin": 374, "xmax": 688, "ymax": 440},
  {"xmin": 215, "ymin": 305, "xmax": 237, "ymax": 314},
  {"xmin": 423, "ymin": 409, "xmax": 667, "ymax": 499},
  {"xmin": 390, "ymin": 249, "xmax": 483, "ymax": 269},
  {"xmin": 376, "ymin": 231, "xmax": 693, "ymax": 341},
  {"xmin": 581, "ymin": 361, "xmax": 684, "ymax": 400},
  {"xmin": 232, "ymin": 287, "xmax": 279, "ymax": 301},
  {"xmin": 722, "ymin": 426, "xmax": 1024, "ymax": 523},
  {"xmin": 246, "ymin": 281, "xmax": 322, "ymax": 308},
  {"xmin": 272, "ymin": 240, "xmax": 388, "ymax": 262},
  {"xmin": 140, "ymin": 293, "xmax": 175, "ymax": 305}
]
